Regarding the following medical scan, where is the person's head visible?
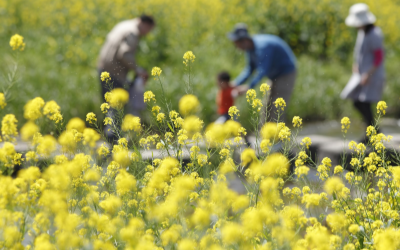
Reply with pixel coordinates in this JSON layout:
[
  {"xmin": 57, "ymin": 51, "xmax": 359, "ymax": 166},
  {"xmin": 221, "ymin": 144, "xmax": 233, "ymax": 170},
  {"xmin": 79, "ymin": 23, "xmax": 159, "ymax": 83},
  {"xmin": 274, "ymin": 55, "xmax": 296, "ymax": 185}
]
[
  {"xmin": 227, "ymin": 23, "xmax": 254, "ymax": 51},
  {"xmin": 217, "ymin": 71, "xmax": 231, "ymax": 89},
  {"xmin": 345, "ymin": 3, "xmax": 376, "ymax": 29},
  {"xmin": 138, "ymin": 15, "xmax": 155, "ymax": 36}
]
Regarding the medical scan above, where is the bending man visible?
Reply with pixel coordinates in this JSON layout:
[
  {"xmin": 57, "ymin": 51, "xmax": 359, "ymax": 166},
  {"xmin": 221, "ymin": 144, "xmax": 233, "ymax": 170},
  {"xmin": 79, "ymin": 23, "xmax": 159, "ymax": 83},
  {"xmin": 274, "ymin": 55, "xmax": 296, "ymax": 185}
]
[{"xmin": 228, "ymin": 23, "xmax": 297, "ymax": 122}]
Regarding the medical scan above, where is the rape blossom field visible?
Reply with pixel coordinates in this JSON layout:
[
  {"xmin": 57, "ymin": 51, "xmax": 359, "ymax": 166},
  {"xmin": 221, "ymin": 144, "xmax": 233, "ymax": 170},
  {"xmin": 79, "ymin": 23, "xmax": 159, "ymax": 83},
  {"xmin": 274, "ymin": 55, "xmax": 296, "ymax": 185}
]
[
  {"xmin": 1, "ymin": 35, "xmax": 400, "ymax": 250},
  {"xmin": 2, "ymin": 0, "xmax": 400, "ymax": 125}
]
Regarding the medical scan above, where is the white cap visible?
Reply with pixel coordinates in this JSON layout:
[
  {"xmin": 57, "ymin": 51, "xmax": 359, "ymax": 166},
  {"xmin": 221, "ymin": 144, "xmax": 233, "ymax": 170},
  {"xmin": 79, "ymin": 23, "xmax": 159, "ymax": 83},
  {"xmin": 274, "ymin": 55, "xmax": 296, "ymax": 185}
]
[{"xmin": 345, "ymin": 3, "xmax": 376, "ymax": 27}]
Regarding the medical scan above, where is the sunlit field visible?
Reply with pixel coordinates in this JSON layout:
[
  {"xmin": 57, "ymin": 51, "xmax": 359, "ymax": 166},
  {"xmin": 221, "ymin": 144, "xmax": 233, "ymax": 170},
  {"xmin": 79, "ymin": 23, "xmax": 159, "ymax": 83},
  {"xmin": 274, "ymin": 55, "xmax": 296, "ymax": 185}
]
[{"xmin": 2, "ymin": 0, "xmax": 400, "ymax": 249}]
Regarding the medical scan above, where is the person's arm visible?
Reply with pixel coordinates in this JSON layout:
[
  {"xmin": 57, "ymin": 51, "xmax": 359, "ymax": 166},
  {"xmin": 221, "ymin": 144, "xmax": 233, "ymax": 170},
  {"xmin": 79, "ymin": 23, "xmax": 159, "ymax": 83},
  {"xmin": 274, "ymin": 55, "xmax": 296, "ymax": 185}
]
[
  {"xmin": 361, "ymin": 32, "xmax": 384, "ymax": 85},
  {"xmin": 248, "ymin": 47, "xmax": 271, "ymax": 89},
  {"xmin": 116, "ymin": 34, "xmax": 146, "ymax": 76},
  {"xmin": 233, "ymin": 53, "xmax": 255, "ymax": 86}
]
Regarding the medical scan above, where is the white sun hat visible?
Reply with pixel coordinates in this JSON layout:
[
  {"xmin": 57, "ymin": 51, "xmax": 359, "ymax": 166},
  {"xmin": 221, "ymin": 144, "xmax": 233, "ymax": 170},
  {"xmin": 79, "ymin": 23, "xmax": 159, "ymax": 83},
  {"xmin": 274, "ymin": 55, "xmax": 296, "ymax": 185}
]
[{"xmin": 345, "ymin": 3, "xmax": 376, "ymax": 27}]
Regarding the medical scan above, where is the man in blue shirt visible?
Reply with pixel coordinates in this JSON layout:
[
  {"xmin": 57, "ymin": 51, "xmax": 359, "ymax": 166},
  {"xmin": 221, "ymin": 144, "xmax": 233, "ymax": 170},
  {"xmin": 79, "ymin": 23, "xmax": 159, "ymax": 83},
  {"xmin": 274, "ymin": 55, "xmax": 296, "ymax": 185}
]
[{"xmin": 228, "ymin": 23, "xmax": 297, "ymax": 122}]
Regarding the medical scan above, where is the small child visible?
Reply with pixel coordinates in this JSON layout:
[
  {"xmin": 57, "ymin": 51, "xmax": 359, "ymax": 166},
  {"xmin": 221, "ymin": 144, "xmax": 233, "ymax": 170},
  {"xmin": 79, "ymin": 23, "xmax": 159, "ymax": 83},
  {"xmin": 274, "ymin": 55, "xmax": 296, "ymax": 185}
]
[{"xmin": 215, "ymin": 71, "xmax": 237, "ymax": 124}]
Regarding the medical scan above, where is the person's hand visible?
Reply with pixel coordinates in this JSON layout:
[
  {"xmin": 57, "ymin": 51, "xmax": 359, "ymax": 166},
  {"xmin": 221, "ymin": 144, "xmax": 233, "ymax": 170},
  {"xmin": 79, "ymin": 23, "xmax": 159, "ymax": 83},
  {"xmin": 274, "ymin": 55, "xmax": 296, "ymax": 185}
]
[
  {"xmin": 235, "ymin": 85, "xmax": 249, "ymax": 96},
  {"xmin": 360, "ymin": 73, "xmax": 369, "ymax": 86},
  {"xmin": 139, "ymin": 71, "xmax": 149, "ymax": 83},
  {"xmin": 352, "ymin": 64, "xmax": 359, "ymax": 74}
]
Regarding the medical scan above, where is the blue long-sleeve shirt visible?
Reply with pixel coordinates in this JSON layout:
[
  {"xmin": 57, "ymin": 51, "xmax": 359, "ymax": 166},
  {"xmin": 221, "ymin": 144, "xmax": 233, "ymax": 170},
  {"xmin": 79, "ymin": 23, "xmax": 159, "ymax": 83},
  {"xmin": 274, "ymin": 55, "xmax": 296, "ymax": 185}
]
[{"xmin": 235, "ymin": 34, "xmax": 296, "ymax": 88}]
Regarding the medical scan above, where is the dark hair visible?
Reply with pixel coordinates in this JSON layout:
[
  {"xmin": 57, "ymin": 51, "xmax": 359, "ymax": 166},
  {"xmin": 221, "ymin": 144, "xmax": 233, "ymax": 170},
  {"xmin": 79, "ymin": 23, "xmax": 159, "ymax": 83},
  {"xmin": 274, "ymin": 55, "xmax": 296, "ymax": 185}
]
[
  {"xmin": 140, "ymin": 15, "xmax": 155, "ymax": 25},
  {"xmin": 364, "ymin": 24, "xmax": 375, "ymax": 34},
  {"xmin": 217, "ymin": 71, "xmax": 231, "ymax": 82}
]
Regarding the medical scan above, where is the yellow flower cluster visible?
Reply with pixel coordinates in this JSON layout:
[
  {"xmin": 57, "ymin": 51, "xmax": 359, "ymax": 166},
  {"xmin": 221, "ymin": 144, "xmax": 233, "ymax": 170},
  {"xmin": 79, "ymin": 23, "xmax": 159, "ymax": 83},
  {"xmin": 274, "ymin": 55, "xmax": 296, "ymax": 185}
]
[
  {"xmin": 183, "ymin": 51, "xmax": 196, "ymax": 65},
  {"xmin": 0, "ymin": 93, "xmax": 6, "ymax": 109},
  {"xmin": 86, "ymin": 112, "xmax": 97, "ymax": 124},
  {"xmin": 121, "ymin": 114, "xmax": 141, "ymax": 132},
  {"xmin": 260, "ymin": 83, "xmax": 270, "ymax": 96},
  {"xmin": 274, "ymin": 97, "xmax": 286, "ymax": 111},
  {"xmin": 43, "ymin": 101, "xmax": 63, "ymax": 124},
  {"xmin": 24, "ymin": 97, "xmax": 45, "ymax": 121},
  {"xmin": 100, "ymin": 71, "xmax": 111, "ymax": 82},
  {"xmin": 292, "ymin": 116, "xmax": 302, "ymax": 127},
  {"xmin": 9, "ymin": 34, "xmax": 25, "ymax": 51},
  {"xmin": 341, "ymin": 116, "xmax": 350, "ymax": 133},
  {"xmin": 151, "ymin": 67, "xmax": 162, "ymax": 77},
  {"xmin": 179, "ymin": 94, "xmax": 199, "ymax": 117},
  {"xmin": 377, "ymin": 101, "xmax": 387, "ymax": 115},
  {"xmin": 1, "ymin": 114, "xmax": 18, "ymax": 142},
  {"xmin": 143, "ymin": 91, "xmax": 156, "ymax": 103},
  {"xmin": 246, "ymin": 89, "xmax": 263, "ymax": 112},
  {"xmin": 106, "ymin": 88, "xmax": 129, "ymax": 109},
  {"xmin": 228, "ymin": 106, "xmax": 240, "ymax": 119}
]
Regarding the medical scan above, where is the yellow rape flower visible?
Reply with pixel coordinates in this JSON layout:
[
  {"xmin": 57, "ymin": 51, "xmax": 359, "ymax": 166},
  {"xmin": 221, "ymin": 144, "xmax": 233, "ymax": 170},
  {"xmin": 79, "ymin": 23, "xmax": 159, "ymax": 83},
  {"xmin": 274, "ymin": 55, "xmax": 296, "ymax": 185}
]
[
  {"xmin": 241, "ymin": 148, "xmax": 257, "ymax": 166},
  {"xmin": 341, "ymin": 117, "xmax": 350, "ymax": 133},
  {"xmin": 348, "ymin": 224, "xmax": 360, "ymax": 234},
  {"xmin": 182, "ymin": 116, "xmax": 203, "ymax": 135},
  {"xmin": 295, "ymin": 166, "xmax": 309, "ymax": 178},
  {"xmin": 0, "ymin": 93, "xmax": 6, "ymax": 109},
  {"xmin": 246, "ymin": 89, "xmax": 257, "ymax": 103},
  {"xmin": 301, "ymin": 137, "xmax": 312, "ymax": 149},
  {"xmin": 25, "ymin": 151, "xmax": 38, "ymax": 162},
  {"xmin": 324, "ymin": 177, "xmax": 345, "ymax": 195},
  {"xmin": 151, "ymin": 67, "xmax": 162, "ymax": 76},
  {"xmin": 20, "ymin": 121, "xmax": 39, "ymax": 141},
  {"xmin": 228, "ymin": 106, "xmax": 240, "ymax": 119},
  {"xmin": 86, "ymin": 112, "xmax": 97, "ymax": 124},
  {"xmin": 260, "ymin": 83, "xmax": 270, "ymax": 96},
  {"xmin": 179, "ymin": 94, "xmax": 199, "ymax": 116},
  {"xmin": 377, "ymin": 101, "xmax": 387, "ymax": 115},
  {"xmin": 157, "ymin": 113, "xmax": 165, "ymax": 122},
  {"xmin": 100, "ymin": 103, "xmax": 110, "ymax": 114},
  {"xmin": 274, "ymin": 98, "xmax": 286, "ymax": 111},
  {"xmin": 43, "ymin": 101, "xmax": 63, "ymax": 123},
  {"xmin": 66, "ymin": 117, "xmax": 85, "ymax": 132},
  {"xmin": 24, "ymin": 97, "xmax": 45, "ymax": 121},
  {"xmin": 108, "ymin": 88, "xmax": 129, "ymax": 109},
  {"xmin": 144, "ymin": 91, "xmax": 156, "ymax": 103},
  {"xmin": 261, "ymin": 122, "xmax": 279, "ymax": 141},
  {"xmin": 36, "ymin": 135, "xmax": 57, "ymax": 157},
  {"xmin": 103, "ymin": 117, "xmax": 112, "ymax": 125},
  {"xmin": 10, "ymin": 34, "xmax": 25, "ymax": 51},
  {"xmin": 97, "ymin": 143, "xmax": 110, "ymax": 157},
  {"xmin": 278, "ymin": 125, "xmax": 291, "ymax": 141},
  {"xmin": 121, "ymin": 114, "xmax": 141, "ymax": 132},
  {"xmin": 183, "ymin": 51, "xmax": 195, "ymax": 65},
  {"xmin": 152, "ymin": 105, "xmax": 161, "ymax": 115},
  {"xmin": 100, "ymin": 71, "xmax": 111, "ymax": 82},
  {"xmin": 116, "ymin": 169, "xmax": 136, "ymax": 195},
  {"xmin": 292, "ymin": 116, "xmax": 302, "ymax": 127},
  {"xmin": 99, "ymin": 195, "xmax": 122, "ymax": 215},
  {"xmin": 83, "ymin": 128, "xmax": 100, "ymax": 147},
  {"xmin": 1, "ymin": 114, "xmax": 18, "ymax": 142}
]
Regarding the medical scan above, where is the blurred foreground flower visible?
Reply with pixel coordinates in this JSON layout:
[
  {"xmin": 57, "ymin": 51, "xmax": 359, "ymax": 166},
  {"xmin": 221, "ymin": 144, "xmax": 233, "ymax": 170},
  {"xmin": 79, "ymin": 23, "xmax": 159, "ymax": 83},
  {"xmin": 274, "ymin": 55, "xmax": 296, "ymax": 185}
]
[
  {"xmin": 179, "ymin": 94, "xmax": 199, "ymax": 116},
  {"xmin": 107, "ymin": 88, "xmax": 129, "ymax": 109},
  {"xmin": 0, "ymin": 93, "xmax": 6, "ymax": 109},
  {"xmin": 121, "ymin": 114, "xmax": 141, "ymax": 132},
  {"xmin": 10, "ymin": 34, "xmax": 25, "ymax": 51}
]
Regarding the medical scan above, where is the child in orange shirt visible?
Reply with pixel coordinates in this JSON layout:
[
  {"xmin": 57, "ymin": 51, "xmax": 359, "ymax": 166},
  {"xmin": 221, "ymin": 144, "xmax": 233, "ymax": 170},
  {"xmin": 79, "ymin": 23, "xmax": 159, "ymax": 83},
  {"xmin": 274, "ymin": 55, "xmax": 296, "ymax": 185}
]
[{"xmin": 215, "ymin": 71, "xmax": 238, "ymax": 124}]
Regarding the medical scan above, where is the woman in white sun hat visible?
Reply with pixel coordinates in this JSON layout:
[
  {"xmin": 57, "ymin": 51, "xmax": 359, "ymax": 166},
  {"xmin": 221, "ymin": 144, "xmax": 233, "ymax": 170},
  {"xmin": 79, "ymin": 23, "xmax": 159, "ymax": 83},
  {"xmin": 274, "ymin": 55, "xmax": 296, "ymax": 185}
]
[{"xmin": 342, "ymin": 3, "xmax": 385, "ymax": 135}]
